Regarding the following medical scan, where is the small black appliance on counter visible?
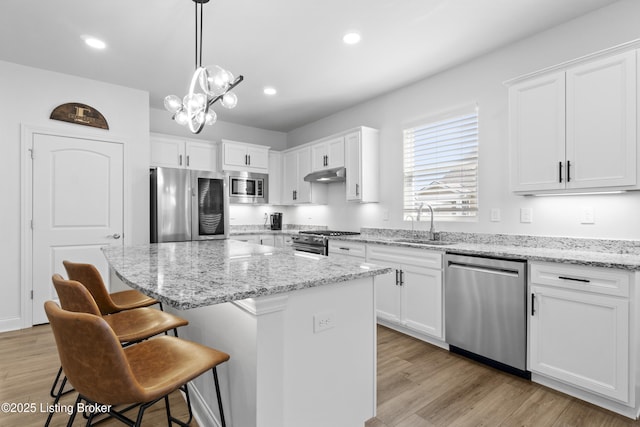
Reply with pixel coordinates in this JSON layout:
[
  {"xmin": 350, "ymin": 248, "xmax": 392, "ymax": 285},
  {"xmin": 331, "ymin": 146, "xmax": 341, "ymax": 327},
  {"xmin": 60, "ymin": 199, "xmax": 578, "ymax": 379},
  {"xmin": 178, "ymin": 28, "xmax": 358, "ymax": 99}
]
[{"xmin": 270, "ymin": 212, "xmax": 282, "ymax": 230}]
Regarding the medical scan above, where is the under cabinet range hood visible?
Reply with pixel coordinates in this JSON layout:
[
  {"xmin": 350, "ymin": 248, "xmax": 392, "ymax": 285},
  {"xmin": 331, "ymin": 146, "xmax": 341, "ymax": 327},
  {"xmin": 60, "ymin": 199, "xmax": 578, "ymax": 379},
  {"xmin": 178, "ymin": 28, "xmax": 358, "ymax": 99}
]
[{"xmin": 303, "ymin": 167, "xmax": 346, "ymax": 183}]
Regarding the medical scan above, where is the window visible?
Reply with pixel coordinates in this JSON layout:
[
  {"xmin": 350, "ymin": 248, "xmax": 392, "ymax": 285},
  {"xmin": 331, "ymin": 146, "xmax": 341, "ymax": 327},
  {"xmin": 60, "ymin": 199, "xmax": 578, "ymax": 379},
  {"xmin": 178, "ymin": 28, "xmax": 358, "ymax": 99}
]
[{"xmin": 403, "ymin": 107, "xmax": 478, "ymax": 219}]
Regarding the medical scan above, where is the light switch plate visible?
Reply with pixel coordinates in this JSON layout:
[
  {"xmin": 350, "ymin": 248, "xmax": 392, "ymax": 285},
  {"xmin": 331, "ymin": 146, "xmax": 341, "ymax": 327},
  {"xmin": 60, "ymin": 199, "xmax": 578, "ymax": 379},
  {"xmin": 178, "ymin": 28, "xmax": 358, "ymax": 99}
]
[
  {"xmin": 490, "ymin": 208, "xmax": 501, "ymax": 222},
  {"xmin": 520, "ymin": 208, "xmax": 533, "ymax": 223}
]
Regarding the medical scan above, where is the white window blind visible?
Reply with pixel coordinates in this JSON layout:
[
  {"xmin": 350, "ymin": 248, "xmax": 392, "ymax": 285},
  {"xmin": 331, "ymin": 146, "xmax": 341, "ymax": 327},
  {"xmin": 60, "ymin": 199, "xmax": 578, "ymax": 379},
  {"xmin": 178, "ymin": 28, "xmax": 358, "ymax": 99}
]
[{"xmin": 403, "ymin": 109, "xmax": 478, "ymax": 219}]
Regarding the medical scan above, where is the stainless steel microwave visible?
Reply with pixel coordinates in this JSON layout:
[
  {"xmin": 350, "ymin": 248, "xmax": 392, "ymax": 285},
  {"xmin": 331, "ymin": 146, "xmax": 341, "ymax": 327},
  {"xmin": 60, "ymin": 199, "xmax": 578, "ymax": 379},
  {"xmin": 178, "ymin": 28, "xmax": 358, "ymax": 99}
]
[{"xmin": 227, "ymin": 171, "xmax": 269, "ymax": 204}]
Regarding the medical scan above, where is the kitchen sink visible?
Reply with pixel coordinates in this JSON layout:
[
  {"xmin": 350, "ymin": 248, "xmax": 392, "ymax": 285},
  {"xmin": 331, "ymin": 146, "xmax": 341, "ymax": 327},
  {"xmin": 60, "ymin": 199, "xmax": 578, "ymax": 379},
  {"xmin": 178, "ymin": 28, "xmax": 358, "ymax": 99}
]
[{"xmin": 393, "ymin": 238, "xmax": 455, "ymax": 246}]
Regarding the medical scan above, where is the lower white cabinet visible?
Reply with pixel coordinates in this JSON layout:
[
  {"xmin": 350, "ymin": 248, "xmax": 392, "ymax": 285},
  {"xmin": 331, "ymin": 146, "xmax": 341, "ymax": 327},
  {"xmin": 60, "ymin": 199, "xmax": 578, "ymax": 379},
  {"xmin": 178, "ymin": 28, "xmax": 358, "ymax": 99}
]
[
  {"xmin": 529, "ymin": 262, "xmax": 631, "ymax": 403},
  {"xmin": 367, "ymin": 245, "xmax": 443, "ymax": 340},
  {"xmin": 231, "ymin": 234, "xmax": 261, "ymax": 244},
  {"xmin": 328, "ymin": 240, "xmax": 365, "ymax": 260},
  {"xmin": 231, "ymin": 234, "xmax": 277, "ymax": 246}
]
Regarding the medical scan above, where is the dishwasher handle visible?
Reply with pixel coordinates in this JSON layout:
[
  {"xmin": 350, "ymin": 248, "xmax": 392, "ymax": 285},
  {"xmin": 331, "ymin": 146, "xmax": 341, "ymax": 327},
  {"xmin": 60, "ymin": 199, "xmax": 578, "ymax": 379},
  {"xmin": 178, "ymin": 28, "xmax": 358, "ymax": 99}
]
[{"xmin": 447, "ymin": 261, "xmax": 521, "ymax": 278}]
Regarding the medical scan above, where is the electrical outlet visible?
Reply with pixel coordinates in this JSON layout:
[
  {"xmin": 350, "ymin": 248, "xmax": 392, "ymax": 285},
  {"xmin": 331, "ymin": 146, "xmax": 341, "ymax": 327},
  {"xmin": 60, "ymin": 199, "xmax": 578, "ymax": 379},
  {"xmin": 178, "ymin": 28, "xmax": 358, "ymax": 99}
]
[
  {"xmin": 520, "ymin": 208, "xmax": 533, "ymax": 223},
  {"xmin": 313, "ymin": 310, "xmax": 336, "ymax": 333},
  {"xmin": 382, "ymin": 209, "xmax": 389, "ymax": 221},
  {"xmin": 581, "ymin": 207, "xmax": 595, "ymax": 224},
  {"xmin": 490, "ymin": 208, "xmax": 501, "ymax": 222}
]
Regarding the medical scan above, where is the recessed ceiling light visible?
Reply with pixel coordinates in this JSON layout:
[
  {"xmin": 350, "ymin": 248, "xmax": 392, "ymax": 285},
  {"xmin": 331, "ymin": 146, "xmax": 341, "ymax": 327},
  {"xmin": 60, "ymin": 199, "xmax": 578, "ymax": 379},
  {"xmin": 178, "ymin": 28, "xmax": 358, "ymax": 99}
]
[
  {"xmin": 343, "ymin": 32, "xmax": 361, "ymax": 45},
  {"xmin": 263, "ymin": 87, "xmax": 277, "ymax": 96},
  {"xmin": 83, "ymin": 36, "xmax": 106, "ymax": 50}
]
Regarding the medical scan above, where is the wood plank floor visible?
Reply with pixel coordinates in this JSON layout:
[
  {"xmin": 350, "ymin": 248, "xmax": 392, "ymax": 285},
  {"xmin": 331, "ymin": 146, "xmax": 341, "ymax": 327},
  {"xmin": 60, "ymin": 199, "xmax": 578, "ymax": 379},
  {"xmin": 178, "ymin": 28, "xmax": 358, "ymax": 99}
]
[
  {"xmin": 1, "ymin": 323, "xmax": 638, "ymax": 426},
  {"xmin": 367, "ymin": 325, "xmax": 640, "ymax": 427},
  {"xmin": 0, "ymin": 324, "xmax": 195, "ymax": 426}
]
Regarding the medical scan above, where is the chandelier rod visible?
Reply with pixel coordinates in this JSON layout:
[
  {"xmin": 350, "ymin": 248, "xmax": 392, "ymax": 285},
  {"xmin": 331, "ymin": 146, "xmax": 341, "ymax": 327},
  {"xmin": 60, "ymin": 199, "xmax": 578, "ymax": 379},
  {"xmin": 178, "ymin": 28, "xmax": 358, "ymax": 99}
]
[{"xmin": 198, "ymin": 0, "xmax": 204, "ymax": 68}]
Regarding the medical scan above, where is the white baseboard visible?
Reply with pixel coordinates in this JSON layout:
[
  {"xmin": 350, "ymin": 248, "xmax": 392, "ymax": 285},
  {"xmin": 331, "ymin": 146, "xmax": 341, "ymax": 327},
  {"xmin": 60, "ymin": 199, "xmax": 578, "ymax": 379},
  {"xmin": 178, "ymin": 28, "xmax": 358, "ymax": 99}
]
[
  {"xmin": 532, "ymin": 373, "xmax": 637, "ymax": 420},
  {"xmin": 377, "ymin": 319, "xmax": 449, "ymax": 350},
  {"xmin": 0, "ymin": 317, "xmax": 24, "ymax": 333}
]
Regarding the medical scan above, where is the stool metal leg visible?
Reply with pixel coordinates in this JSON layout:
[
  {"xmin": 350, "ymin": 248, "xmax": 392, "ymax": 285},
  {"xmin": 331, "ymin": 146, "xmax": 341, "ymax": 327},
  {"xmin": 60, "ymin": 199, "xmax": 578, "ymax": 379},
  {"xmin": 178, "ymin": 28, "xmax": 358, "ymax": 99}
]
[{"xmin": 213, "ymin": 367, "xmax": 226, "ymax": 427}]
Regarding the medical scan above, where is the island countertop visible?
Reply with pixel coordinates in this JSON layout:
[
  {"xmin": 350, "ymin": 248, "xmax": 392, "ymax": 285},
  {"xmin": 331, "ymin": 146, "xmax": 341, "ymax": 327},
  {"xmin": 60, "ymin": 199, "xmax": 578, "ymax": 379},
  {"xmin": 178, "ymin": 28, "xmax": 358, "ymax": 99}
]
[{"xmin": 102, "ymin": 240, "xmax": 392, "ymax": 310}]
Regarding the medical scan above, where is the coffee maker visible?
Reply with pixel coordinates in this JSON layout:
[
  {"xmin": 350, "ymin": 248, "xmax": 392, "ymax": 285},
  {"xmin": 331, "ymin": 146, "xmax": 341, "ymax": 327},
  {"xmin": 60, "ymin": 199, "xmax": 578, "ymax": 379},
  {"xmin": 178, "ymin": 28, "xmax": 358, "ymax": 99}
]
[{"xmin": 270, "ymin": 212, "xmax": 282, "ymax": 230}]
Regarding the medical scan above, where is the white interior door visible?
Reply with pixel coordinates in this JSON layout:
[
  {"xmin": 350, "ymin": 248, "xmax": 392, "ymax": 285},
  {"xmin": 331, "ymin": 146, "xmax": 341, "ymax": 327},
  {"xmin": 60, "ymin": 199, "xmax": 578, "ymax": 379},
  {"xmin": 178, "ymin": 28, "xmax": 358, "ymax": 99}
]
[{"xmin": 31, "ymin": 133, "xmax": 124, "ymax": 325}]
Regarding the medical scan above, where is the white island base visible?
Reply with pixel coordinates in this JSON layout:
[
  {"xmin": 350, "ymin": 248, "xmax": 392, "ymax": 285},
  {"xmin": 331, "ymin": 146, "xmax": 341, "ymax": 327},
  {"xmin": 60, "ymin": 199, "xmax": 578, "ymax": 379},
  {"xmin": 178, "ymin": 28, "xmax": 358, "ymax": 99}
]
[{"xmin": 167, "ymin": 276, "xmax": 376, "ymax": 427}]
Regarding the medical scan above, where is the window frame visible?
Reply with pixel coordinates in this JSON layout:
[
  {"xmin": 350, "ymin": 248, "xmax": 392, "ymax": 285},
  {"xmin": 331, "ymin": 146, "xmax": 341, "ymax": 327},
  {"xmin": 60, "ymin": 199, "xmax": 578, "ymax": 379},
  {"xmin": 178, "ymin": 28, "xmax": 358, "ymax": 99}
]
[{"xmin": 402, "ymin": 105, "xmax": 479, "ymax": 222}]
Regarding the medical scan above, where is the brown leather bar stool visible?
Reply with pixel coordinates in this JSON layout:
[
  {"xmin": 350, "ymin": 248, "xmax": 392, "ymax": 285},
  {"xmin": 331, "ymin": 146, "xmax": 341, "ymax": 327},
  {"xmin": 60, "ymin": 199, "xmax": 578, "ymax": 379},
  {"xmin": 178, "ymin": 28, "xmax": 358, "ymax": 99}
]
[
  {"xmin": 63, "ymin": 260, "xmax": 160, "ymax": 315},
  {"xmin": 45, "ymin": 301, "xmax": 230, "ymax": 427},
  {"xmin": 46, "ymin": 274, "xmax": 189, "ymax": 427}
]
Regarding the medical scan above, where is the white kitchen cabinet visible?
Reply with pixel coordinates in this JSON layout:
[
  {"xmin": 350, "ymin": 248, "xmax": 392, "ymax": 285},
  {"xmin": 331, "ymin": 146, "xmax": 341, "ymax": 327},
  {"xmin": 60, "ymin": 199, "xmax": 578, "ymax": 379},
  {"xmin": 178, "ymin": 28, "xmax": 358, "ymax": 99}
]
[
  {"xmin": 509, "ymin": 72, "xmax": 566, "ymax": 192},
  {"xmin": 311, "ymin": 136, "xmax": 344, "ymax": 172},
  {"xmin": 231, "ymin": 234, "xmax": 261, "ymax": 244},
  {"xmin": 367, "ymin": 244, "xmax": 443, "ymax": 341},
  {"xmin": 328, "ymin": 240, "xmax": 365, "ymax": 260},
  {"xmin": 258, "ymin": 234, "xmax": 276, "ymax": 247},
  {"xmin": 345, "ymin": 127, "xmax": 379, "ymax": 202},
  {"xmin": 565, "ymin": 51, "xmax": 636, "ymax": 189},
  {"xmin": 273, "ymin": 235, "xmax": 285, "ymax": 248},
  {"xmin": 221, "ymin": 140, "xmax": 269, "ymax": 173},
  {"xmin": 268, "ymin": 151, "xmax": 283, "ymax": 205},
  {"xmin": 231, "ymin": 234, "xmax": 277, "ymax": 246},
  {"xmin": 150, "ymin": 133, "xmax": 218, "ymax": 171},
  {"xmin": 509, "ymin": 49, "xmax": 637, "ymax": 194},
  {"xmin": 529, "ymin": 262, "xmax": 631, "ymax": 403},
  {"xmin": 282, "ymin": 146, "xmax": 327, "ymax": 205}
]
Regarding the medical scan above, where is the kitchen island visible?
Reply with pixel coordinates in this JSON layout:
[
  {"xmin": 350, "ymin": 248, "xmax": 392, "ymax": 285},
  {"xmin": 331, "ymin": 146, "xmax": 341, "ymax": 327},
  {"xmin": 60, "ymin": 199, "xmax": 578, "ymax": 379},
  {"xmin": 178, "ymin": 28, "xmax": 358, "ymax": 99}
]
[{"xmin": 102, "ymin": 240, "xmax": 392, "ymax": 427}]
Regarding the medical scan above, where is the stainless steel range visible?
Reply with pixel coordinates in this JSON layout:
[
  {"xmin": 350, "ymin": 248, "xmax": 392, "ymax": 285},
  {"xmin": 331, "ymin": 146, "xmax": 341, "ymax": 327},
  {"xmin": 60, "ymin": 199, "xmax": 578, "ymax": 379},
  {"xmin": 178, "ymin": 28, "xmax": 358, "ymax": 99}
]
[{"xmin": 291, "ymin": 230, "xmax": 360, "ymax": 256}]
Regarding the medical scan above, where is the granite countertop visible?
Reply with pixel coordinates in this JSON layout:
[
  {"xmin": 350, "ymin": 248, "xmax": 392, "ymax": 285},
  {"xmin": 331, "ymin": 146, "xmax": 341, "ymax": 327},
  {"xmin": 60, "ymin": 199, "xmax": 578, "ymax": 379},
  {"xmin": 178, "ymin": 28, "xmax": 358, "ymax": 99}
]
[
  {"xmin": 102, "ymin": 240, "xmax": 392, "ymax": 310},
  {"xmin": 330, "ymin": 231, "xmax": 640, "ymax": 271}
]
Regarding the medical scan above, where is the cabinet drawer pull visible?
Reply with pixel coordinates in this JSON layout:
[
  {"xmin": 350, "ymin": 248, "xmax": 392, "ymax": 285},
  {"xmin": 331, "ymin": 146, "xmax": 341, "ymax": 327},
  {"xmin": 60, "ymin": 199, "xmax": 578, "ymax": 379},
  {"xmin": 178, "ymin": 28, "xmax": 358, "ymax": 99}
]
[
  {"xmin": 338, "ymin": 247, "xmax": 350, "ymax": 251},
  {"xmin": 179, "ymin": 154, "xmax": 183, "ymax": 166},
  {"xmin": 186, "ymin": 155, "xmax": 190, "ymax": 167},
  {"xmin": 567, "ymin": 160, "xmax": 571, "ymax": 182},
  {"xmin": 399, "ymin": 270, "xmax": 404, "ymax": 286},
  {"xmin": 558, "ymin": 276, "xmax": 590, "ymax": 283},
  {"xmin": 395, "ymin": 269, "xmax": 400, "ymax": 286}
]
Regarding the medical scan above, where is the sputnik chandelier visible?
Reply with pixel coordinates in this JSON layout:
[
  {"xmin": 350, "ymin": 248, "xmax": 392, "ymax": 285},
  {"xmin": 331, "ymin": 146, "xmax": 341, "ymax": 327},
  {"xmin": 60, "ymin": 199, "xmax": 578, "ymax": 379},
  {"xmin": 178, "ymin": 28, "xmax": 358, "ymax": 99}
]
[{"xmin": 164, "ymin": 0, "xmax": 243, "ymax": 134}]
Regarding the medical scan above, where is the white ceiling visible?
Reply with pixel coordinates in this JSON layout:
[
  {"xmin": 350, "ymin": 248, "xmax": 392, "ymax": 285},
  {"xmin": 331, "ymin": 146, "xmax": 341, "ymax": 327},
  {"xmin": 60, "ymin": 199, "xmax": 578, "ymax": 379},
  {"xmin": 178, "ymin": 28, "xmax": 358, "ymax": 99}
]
[{"xmin": 0, "ymin": 0, "xmax": 619, "ymax": 132}]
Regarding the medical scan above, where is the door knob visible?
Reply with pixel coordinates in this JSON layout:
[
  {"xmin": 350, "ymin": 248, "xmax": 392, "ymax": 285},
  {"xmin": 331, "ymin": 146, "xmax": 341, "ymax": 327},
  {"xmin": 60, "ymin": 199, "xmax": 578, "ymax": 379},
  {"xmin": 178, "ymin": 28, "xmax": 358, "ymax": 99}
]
[{"xmin": 110, "ymin": 233, "xmax": 121, "ymax": 239}]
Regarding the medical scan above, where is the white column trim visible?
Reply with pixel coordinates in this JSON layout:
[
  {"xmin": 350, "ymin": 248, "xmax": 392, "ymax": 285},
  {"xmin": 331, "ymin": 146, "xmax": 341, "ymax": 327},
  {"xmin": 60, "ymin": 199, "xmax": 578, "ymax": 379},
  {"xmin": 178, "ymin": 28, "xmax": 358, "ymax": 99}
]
[{"xmin": 232, "ymin": 294, "xmax": 289, "ymax": 315}]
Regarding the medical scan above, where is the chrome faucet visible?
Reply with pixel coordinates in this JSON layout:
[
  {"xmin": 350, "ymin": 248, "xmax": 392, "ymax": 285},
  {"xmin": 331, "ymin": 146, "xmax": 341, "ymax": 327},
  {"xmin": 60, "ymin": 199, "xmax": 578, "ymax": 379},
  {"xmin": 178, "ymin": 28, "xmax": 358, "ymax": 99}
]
[
  {"xmin": 416, "ymin": 203, "xmax": 424, "ymax": 222},
  {"xmin": 425, "ymin": 203, "xmax": 435, "ymax": 240}
]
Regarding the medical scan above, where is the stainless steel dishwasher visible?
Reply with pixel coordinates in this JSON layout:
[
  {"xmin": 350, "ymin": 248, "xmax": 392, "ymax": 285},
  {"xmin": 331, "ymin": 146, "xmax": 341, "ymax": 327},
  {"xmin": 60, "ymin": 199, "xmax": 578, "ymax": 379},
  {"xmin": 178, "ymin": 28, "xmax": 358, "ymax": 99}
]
[{"xmin": 444, "ymin": 253, "xmax": 529, "ymax": 378}]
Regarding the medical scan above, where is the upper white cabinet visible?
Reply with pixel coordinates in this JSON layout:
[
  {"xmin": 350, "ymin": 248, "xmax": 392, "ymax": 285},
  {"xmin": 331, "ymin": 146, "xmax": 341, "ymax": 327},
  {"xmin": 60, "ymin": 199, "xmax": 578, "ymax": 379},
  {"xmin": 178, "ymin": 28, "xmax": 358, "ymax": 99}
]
[
  {"xmin": 268, "ymin": 151, "xmax": 283, "ymax": 205},
  {"xmin": 566, "ymin": 51, "xmax": 636, "ymax": 189},
  {"xmin": 282, "ymin": 146, "xmax": 327, "ymax": 205},
  {"xmin": 509, "ymin": 49, "xmax": 637, "ymax": 194},
  {"xmin": 150, "ymin": 133, "xmax": 218, "ymax": 171},
  {"xmin": 221, "ymin": 140, "xmax": 269, "ymax": 173},
  {"xmin": 509, "ymin": 72, "xmax": 566, "ymax": 192},
  {"xmin": 345, "ymin": 127, "xmax": 379, "ymax": 202},
  {"xmin": 311, "ymin": 136, "xmax": 345, "ymax": 171}
]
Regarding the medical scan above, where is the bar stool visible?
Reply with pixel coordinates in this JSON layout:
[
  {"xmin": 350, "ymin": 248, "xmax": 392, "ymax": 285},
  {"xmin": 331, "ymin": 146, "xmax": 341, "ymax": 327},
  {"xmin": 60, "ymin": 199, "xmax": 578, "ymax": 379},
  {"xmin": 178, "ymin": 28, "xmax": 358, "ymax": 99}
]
[
  {"xmin": 46, "ymin": 275, "xmax": 189, "ymax": 427},
  {"xmin": 63, "ymin": 260, "xmax": 160, "ymax": 315},
  {"xmin": 44, "ymin": 301, "xmax": 230, "ymax": 427}
]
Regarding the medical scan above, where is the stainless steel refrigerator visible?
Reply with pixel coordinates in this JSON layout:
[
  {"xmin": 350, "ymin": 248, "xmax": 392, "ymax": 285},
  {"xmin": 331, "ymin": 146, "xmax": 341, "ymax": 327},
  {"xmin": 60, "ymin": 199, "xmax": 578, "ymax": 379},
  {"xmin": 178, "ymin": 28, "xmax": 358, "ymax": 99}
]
[{"xmin": 150, "ymin": 167, "xmax": 229, "ymax": 243}]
